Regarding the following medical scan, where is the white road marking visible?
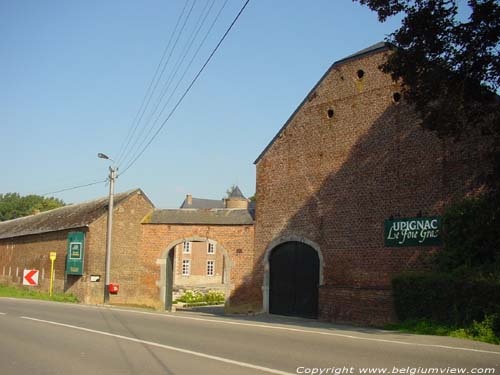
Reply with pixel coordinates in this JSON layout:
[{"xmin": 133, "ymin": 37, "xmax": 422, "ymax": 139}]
[
  {"xmin": 5, "ymin": 298, "xmax": 499, "ymax": 356},
  {"xmin": 20, "ymin": 316, "xmax": 294, "ymax": 375},
  {"xmin": 102, "ymin": 307, "xmax": 500, "ymax": 356},
  {"xmin": 0, "ymin": 312, "xmax": 6, "ymax": 315}
]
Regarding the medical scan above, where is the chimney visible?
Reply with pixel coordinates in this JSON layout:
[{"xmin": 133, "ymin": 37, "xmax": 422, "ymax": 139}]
[{"xmin": 186, "ymin": 194, "xmax": 192, "ymax": 205}]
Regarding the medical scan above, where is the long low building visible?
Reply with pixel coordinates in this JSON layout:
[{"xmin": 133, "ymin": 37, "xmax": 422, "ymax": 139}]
[{"xmin": 0, "ymin": 189, "xmax": 153, "ymax": 304}]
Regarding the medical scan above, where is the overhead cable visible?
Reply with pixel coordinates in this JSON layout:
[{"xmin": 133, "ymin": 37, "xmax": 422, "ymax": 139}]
[{"xmin": 119, "ymin": 0, "xmax": 250, "ymax": 177}]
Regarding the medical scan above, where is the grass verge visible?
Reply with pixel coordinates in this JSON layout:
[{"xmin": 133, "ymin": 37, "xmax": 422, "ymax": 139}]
[
  {"xmin": 0, "ymin": 284, "xmax": 78, "ymax": 303},
  {"xmin": 385, "ymin": 317, "xmax": 500, "ymax": 345}
]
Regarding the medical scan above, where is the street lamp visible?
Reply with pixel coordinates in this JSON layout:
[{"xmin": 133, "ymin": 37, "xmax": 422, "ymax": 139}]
[{"xmin": 98, "ymin": 153, "xmax": 117, "ymax": 304}]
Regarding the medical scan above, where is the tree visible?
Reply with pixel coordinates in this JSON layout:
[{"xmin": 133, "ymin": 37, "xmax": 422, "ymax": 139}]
[
  {"xmin": 0, "ymin": 193, "xmax": 65, "ymax": 221},
  {"xmin": 355, "ymin": 0, "xmax": 500, "ymax": 188}
]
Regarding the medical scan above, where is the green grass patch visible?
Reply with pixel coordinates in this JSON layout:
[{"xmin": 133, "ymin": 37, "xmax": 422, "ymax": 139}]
[
  {"xmin": 385, "ymin": 316, "xmax": 500, "ymax": 345},
  {"xmin": 0, "ymin": 284, "xmax": 78, "ymax": 303}
]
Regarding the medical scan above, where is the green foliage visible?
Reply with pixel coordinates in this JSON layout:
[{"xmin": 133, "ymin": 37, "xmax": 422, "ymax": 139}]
[
  {"xmin": 0, "ymin": 193, "xmax": 65, "ymax": 221},
  {"xmin": 386, "ymin": 315, "xmax": 500, "ymax": 345},
  {"xmin": 436, "ymin": 193, "xmax": 500, "ymax": 279},
  {"xmin": 392, "ymin": 273, "xmax": 500, "ymax": 326},
  {"xmin": 392, "ymin": 193, "xmax": 500, "ymax": 341},
  {"xmin": 0, "ymin": 284, "xmax": 78, "ymax": 303},
  {"xmin": 356, "ymin": 0, "xmax": 500, "ymax": 187},
  {"xmin": 174, "ymin": 290, "xmax": 225, "ymax": 306}
]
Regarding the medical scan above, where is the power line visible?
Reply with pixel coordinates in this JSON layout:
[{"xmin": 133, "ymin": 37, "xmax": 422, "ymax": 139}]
[
  {"xmin": 116, "ymin": 0, "xmax": 197, "ymax": 166},
  {"xmin": 41, "ymin": 179, "xmax": 107, "ymax": 197},
  {"xmin": 115, "ymin": 0, "xmax": 192, "ymax": 166},
  {"xmin": 120, "ymin": 0, "xmax": 228, "ymax": 171},
  {"xmin": 119, "ymin": 0, "xmax": 216, "ymax": 169},
  {"xmin": 119, "ymin": 0, "xmax": 251, "ymax": 177}
]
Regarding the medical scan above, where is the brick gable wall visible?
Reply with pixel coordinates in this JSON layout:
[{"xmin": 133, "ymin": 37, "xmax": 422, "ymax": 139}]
[{"xmin": 254, "ymin": 51, "xmax": 492, "ymax": 325}]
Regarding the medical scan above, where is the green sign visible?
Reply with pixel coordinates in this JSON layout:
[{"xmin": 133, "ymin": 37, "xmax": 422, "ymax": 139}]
[
  {"xmin": 384, "ymin": 216, "xmax": 441, "ymax": 247},
  {"xmin": 66, "ymin": 232, "xmax": 85, "ymax": 275}
]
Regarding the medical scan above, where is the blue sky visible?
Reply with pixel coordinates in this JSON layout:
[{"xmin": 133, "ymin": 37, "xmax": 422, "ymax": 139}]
[{"xmin": 1, "ymin": 0, "xmax": 409, "ymax": 208}]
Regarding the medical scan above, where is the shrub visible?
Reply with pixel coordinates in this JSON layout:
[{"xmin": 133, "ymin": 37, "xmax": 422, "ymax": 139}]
[
  {"xmin": 437, "ymin": 193, "xmax": 500, "ymax": 279},
  {"xmin": 392, "ymin": 273, "xmax": 500, "ymax": 326},
  {"xmin": 174, "ymin": 290, "xmax": 225, "ymax": 306}
]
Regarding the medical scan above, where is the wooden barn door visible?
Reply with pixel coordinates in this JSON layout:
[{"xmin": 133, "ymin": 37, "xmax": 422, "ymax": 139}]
[{"xmin": 269, "ymin": 242, "xmax": 319, "ymax": 318}]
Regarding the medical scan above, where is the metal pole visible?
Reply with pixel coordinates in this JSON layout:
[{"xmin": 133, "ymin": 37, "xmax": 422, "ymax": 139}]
[
  {"xmin": 49, "ymin": 258, "xmax": 55, "ymax": 297},
  {"xmin": 104, "ymin": 166, "xmax": 116, "ymax": 304}
]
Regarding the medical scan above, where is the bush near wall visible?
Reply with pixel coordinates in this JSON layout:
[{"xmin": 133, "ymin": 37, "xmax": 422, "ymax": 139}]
[
  {"xmin": 392, "ymin": 273, "xmax": 500, "ymax": 330},
  {"xmin": 392, "ymin": 193, "xmax": 500, "ymax": 339},
  {"xmin": 436, "ymin": 192, "xmax": 500, "ymax": 279}
]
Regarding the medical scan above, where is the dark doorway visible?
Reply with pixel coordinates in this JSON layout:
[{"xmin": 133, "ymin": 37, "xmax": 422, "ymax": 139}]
[
  {"xmin": 269, "ymin": 241, "xmax": 319, "ymax": 318},
  {"xmin": 165, "ymin": 248, "xmax": 174, "ymax": 310}
]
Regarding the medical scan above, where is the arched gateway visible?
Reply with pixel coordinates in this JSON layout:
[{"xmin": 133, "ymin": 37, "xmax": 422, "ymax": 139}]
[{"xmin": 267, "ymin": 241, "xmax": 321, "ymax": 318}]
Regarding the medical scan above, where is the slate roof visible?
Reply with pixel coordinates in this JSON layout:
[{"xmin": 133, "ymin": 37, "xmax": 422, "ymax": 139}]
[
  {"xmin": 228, "ymin": 186, "xmax": 246, "ymax": 199},
  {"xmin": 254, "ymin": 42, "xmax": 391, "ymax": 164},
  {"xmin": 0, "ymin": 189, "xmax": 145, "ymax": 240},
  {"xmin": 146, "ymin": 208, "xmax": 254, "ymax": 225},
  {"xmin": 180, "ymin": 197, "xmax": 225, "ymax": 209}
]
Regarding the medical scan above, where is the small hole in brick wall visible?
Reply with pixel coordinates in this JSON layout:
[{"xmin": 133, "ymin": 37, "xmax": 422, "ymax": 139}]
[
  {"xmin": 393, "ymin": 92, "xmax": 401, "ymax": 103},
  {"xmin": 357, "ymin": 69, "xmax": 365, "ymax": 79},
  {"xmin": 236, "ymin": 249, "xmax": 243, "ymax": 254},
  {"xmin": 327, "ymin": 109, "xmax": 334, "ymax": 119}
]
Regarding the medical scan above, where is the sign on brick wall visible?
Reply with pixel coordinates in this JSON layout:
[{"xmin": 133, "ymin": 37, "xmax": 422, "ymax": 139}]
[
  {"xmin": 384, "ymin": 216, "xmax": 441, "ymax": 247},
  {"xmin": 66, "ymin": 231, "xmax": 85, "ymax": 275}
]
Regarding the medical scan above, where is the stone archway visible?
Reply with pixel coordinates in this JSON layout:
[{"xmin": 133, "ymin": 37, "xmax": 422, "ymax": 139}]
[
  {"xmin": 157, "ymin": 236, "xmax": 234, "ymax": 310},
  {"xmin": 262, "ymin": 235, "xmax": 324, "ymax": 317}
]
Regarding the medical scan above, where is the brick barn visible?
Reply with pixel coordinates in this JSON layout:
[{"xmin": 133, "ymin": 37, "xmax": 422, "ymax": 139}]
[
  {"xmin": 251, "ymin": 42, "xmax": 491, "ymax": 325},
  {"xmin": 0, "ymin": 189, "xmax": 154, "ymax": 304}
]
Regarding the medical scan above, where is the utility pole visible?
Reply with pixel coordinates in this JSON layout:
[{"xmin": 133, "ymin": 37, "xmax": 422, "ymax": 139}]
[
  {"xmin": 98, "ymin": 152, "xmax": 117, "ymax": 304},
  {"xmin": 104, "ymin": 165, "xmax": 117, "ymax": 304}
]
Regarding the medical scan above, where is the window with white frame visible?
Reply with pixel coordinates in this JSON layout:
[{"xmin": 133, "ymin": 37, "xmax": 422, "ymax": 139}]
[
  {"xmin": 207, "ymin": 260, "xmax": 215, "ymax": 276},
  {"xmin": 183, "ymin": 241, "xmax": 191, "ymax": 254},
  {"xmin": 182, "ymin": 260, "xmax": 190, "ymax": 276},
  {"xmin": 207, "ymin": 242, "xmax": 216, "ymax": 254}
]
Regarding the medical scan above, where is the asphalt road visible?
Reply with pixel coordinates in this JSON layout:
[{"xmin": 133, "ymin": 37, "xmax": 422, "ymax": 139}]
[{"xmin": 0, "ymin": 298, "xmax": 499, "ymax": 375}]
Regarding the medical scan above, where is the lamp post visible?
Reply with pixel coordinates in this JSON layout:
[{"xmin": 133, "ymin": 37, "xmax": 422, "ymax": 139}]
[{"xmin": 98, "ymin": 153, "xmax": 117, "ymax": 304}]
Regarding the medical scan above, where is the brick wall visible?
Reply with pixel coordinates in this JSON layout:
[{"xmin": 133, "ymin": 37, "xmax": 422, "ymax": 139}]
[
  {"xmin": 0, "ymin": 190, "xmax": 154, "ymax": 305},
  {"xmin": 173, "ymin": 241, "xmax": 224, "ymax": 290},
  {"xmin": 254, "ymin": 50, "xmax": 492, "ymax": 325},
  {"xmin": 83, "ymin": 191, "xmax": 154, "ymax": 305},
  {"xmin": 0, "ymin": 228, "xmax": 86, "ymax": 293},
  {"xmin": 139, "ymin": 224, "xmax": 255, "ymax": 311}
]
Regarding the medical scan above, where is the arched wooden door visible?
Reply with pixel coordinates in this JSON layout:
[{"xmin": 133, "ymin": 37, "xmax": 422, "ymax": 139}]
[{"xmin": 269, "ymin": 241, "xmax": 319, "ymax": 318}]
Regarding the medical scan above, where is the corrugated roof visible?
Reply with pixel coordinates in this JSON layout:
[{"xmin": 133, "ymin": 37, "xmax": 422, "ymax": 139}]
[
  {"xmin": 146, "ymin": 208, "xmax": 254, "ymax": 225},
  {"xmin": 0, "ymin": 189, "xmax": 144, "ymax": 240},
  {"xmin": 254, "ymin": 42, "xmax": 391, "ymax": 164},
  {"xmin": 180, "ymin": 197, "xmax": 225, "ymax": 209}
]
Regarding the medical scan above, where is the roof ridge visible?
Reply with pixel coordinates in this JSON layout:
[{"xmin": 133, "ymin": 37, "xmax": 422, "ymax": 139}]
[
  {"xmin": 254, "ymin": 42, "xmax": 391, "ymax": 164},
  {"xmin": 0, "ymin": 188, "xmax": 140, "ymax": 225}
]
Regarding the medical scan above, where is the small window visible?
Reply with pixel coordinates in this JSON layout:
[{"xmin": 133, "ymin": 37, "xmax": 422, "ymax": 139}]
[
  {"xmin": 393, "ymin": 92, "xmax": 401, "ymax": 103},
  {"xmin": 207, "ymin": 260, "xmax": 215, "ymax": 276},
  {"xmin": 182, "ymin": 260, "xmax": 190, "ymax": 276},
  {"xmin": 357, "ymin": 69, "xmax": 365, "ymax": 79},
  {"xmin": 327, "ymin": 108, "xmax": 334, "ymax": 119},
  {"xmin": 207, "ymin": 243, "xmax": 216, "ymax": 254},
  {"xmin": 183, "ymin": 241, "xmax": 191, "ymax": 254}
]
